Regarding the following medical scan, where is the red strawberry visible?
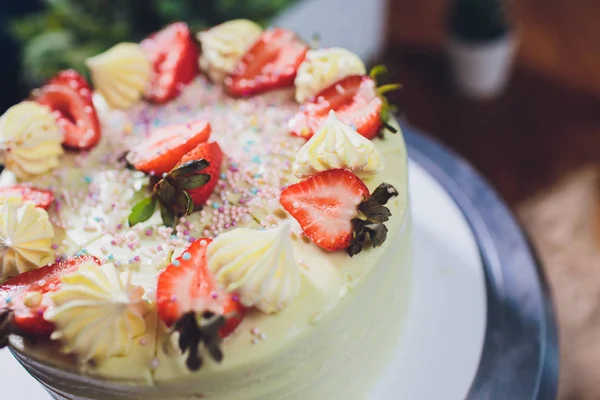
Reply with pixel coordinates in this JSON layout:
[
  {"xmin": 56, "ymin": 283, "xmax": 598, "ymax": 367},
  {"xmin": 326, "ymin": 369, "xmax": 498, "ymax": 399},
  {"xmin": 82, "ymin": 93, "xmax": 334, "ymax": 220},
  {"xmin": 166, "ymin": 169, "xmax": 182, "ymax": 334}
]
[
  {"xmin": 176, "ymin": 142, "xmax": 223, "ymax": 206},
  {"xmin": 289, "ymin": 72, "xmax": 400, "ymax": 140},
  {"xmin": 34, "ymin": 70, "xmax": 101, "ymax": 150},
  {"xmin": 225, "ymin": 28, "xmax": 309, "ymax": 97},
  {"xmin": 280, "ymin": 169, "xmax": 398, "ymax": 255},
  {"xmin": 141, "ymin": 22, "xmax": 200, "ymax": 104},
  {"xmin": 157, "ymin": 238, "xmax": 244, "ymax": 370},
  {"xmin": 0, "ymin": 256, "xmax": 101, "ymax": 337},
  {"xmin": 127, "ymin": 121, "xmax": 211, "ymax": 176},
  {"xmin": 0, "ymin": 185, "xmax": 55, "ymax": 210}
]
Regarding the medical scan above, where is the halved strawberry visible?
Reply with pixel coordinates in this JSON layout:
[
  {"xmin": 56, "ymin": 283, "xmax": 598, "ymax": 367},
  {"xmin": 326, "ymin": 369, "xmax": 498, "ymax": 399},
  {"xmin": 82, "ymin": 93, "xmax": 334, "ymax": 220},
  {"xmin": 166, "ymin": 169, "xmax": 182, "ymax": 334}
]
[
  {"xmin": 157, "ymin": 238, "xmax": 244, "ymax": 370},
  {"xmin": 225, "ymin": 28, "xmax": 309, "ymax": 97},
  {"xmin": 0, "ymin": 256, "xmax": 101, "ymax": 341},
  {"xmin": 127, "ymin": 121, "xmax": 211, "ymax": 176},
  {"xmin": 141, "ymin": 22, "xmax": 200, "ymax": 104},
  {"xmin": 34, "ymin": 70, "xmax": 101, "ymax": 150},
  {"xmin": 175, "ymin": 142, "xmax": 223, "ymax": 207},
  {"xmin": 280, "ymin": 169, "xmax": 398, "ymax": 255},
  {"xmin": 0, "ymin": 185, "xmax": 55, "ymax": 210},
  {"xmin": 289, "ymin": 70, "xmax": 399, "ymax": 140}
]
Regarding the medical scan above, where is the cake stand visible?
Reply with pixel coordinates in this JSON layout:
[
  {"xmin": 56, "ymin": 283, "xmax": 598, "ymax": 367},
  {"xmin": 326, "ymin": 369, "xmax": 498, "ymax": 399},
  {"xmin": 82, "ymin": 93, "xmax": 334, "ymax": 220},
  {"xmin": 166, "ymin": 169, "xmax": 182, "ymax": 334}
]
[{"xmin": 0, "ymin": 126, "xmax": 558, "ymax": 399}]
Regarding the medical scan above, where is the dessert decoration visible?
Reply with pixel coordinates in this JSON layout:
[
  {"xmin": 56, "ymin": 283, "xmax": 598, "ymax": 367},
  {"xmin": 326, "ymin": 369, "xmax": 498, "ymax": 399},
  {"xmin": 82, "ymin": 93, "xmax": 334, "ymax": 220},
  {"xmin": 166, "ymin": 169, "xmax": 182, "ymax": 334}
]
[
  {"xmin": 225, "ymin": 28, "xmax": 309, "ymax": 97},
  {"xmin": 127, "ymin": 121, "xmax": 211, "ymax": 176},
  {"xmin": 0, "ymin": 256, "xmax": 102, "ymax": 344},
  {"xmin": 294, "ymin": 47, "xmax": 366, "ymax": 103},
  {"xmin": 289, "ymin": 66, "xmax": 400, "ymax": 140},
  {"xmin": 0, "ymin": 186, "xmax": 55, "ymax": 210},
  {"xmin": 45, "ymin": 262, "xmax": 149, "ymax": 363},
  {"xmin": 208, "ymin": 220, "xmax": 301, "ymax": 314},
  {"xmin": 34, "ymin": 70, "xmax": 101, "ymax": 150},
  {"xmin": 0, "ymin": 102, "xmax": 63, "ymax": 179},
  {"xmin": 86, "ymin": 42, "xmax": 151, "ymax": 110},
  {"xmin": 293, "ymin": 110, "xmax": 382, "ymax": 179},
  {"xmin": 156, "ymin": 238, "xmax": 245, "ymax": 371},
  {"xmin": 141, "ymin": 22, "xmax": 200, "ymax": 104},
  {"xmin": 128, "ymin": 129, "xmax": 221, "ymax": 227},
  {"xmin": 174, "ymin": 141, "xmax": 223, "ymax": 206},
  {"xmin": 280, "ymin": 169, "xmax": 398, "ymax": 255},
  {"xmin": 0, "ymin": 201, "xmax": 55, "ymax": 280},
  {"xmin": 198, "ymin": 19, "xmax": 263, "ymax": 83}
]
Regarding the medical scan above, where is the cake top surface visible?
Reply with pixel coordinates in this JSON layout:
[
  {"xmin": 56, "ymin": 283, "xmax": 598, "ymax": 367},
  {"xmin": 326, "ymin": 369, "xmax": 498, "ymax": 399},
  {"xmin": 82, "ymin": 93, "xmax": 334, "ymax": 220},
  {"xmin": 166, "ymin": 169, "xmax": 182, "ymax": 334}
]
[{"xmin": 0, "ymin": 19, "xmax": 408, "ymax": 384}]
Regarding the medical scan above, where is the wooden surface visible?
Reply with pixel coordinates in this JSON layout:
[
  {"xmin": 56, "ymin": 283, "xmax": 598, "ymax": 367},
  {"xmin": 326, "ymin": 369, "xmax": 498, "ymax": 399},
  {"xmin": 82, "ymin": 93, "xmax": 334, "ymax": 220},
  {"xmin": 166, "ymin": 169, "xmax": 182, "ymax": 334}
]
[
  {"xmin": 386, "ymin": 0, "xmax": 600, "ymax": 97},
  {"xmin": 378, "ymin": 42, "xmax": 600, "ymax": 400}
]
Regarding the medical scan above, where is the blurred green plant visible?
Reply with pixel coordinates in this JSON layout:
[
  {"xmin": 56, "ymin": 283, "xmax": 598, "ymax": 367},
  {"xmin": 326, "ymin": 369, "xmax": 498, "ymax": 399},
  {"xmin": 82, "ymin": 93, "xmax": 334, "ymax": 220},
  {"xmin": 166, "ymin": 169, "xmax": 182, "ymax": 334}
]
[
  {"xmin": 449, "ymin": 0, "xmax": 512, "ymax": 43},
  {"xmin": 11, "ymin": 0, "xmax": 297, "ymax": 88}
]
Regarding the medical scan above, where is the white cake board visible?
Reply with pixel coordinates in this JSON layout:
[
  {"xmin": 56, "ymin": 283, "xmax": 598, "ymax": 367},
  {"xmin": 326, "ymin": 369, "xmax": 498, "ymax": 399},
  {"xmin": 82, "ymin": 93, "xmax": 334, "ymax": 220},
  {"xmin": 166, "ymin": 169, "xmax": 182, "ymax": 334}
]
[{"xmin": 0, "ymin": 160, "xmax": 487, "ymax": 399}]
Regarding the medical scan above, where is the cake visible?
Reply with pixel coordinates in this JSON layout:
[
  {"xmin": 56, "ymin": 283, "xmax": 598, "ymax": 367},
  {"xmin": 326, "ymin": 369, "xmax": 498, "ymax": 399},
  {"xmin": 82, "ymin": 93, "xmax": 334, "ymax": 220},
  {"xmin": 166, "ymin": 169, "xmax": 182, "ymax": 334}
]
[{"xmin": 0, "ymin": 19, "xmax": 412, "ymax": 400}]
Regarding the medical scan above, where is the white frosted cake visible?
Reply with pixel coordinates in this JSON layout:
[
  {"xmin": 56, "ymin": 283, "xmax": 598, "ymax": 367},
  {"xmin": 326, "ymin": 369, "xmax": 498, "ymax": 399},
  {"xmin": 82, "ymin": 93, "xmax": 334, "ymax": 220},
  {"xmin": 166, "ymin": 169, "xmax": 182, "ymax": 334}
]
[{"xmin": 0, "ymin": 19, "xmax": 412, "ymax": 400}]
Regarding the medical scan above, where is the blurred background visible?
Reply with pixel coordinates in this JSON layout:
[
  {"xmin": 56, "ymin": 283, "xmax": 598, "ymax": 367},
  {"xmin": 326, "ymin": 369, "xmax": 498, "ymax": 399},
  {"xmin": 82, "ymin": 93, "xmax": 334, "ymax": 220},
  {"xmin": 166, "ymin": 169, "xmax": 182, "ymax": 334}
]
[{"xmin": 1, "ymin": 0, "xmax": 599, "ymax": 398}]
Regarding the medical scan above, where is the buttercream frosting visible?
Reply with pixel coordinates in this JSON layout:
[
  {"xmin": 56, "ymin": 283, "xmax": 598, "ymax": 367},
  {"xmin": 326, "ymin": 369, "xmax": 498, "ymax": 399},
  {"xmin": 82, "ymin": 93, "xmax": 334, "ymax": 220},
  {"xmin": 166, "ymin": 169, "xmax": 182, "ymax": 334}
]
[
  {"xmin": 86, "ymin": 43, "xmax": 151, "ymax": 110},
  {"xmin": 207, "ymin": 221, "xmax": 301, "ymax": 313},
  {"xmin": 294, "ymin": 47, "xmax": 366, "ymax": 103},
  {"xmin": 0, "ymin": 201, "xmax": 54, "ymax": 280},
  {"xmin": 197, "ymin": 19, "xmax": 263, "ymax": 83},
  {"xmin": 45, "ymin": 262, "xmax": 149, "ymax": 363},
  {"xmin": 293, "ymin": 110, "xmax": 383, "ymax": 178},
  {"xmin": 0, "ymin": 102, "xmax": 64, "ymax": 180}
]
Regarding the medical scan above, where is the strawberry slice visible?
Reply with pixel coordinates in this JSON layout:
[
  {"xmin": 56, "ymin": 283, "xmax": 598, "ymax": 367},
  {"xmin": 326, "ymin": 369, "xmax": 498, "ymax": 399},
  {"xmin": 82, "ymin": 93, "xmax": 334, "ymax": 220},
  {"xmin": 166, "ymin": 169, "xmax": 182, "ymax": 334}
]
[
  {"xmin": 157, "ymin": 238, "xmax": 244, "ymax": 370},
  {"xmin": 225, "ymin": 28, "xmax": 309, "ymax": 97},
  {"xmin": 289, "ymin": 72, "xmax": 400, "ymax": 140},
  {"xmin": 175, "ymin": 142, "xmax": 223, "ymax": 207},
  {"xmin": 142, "ymin": 22, "xmax": 200, "ymax": 104},
  {"xmin": 0, "ymin": 256, "xmax": 101, "ymax": 340},
  {"xmin": 280, "ymin": 169, "xmax": 398, "ymax": 255},
  {"xmin": 127, "ymin": 121, "xmax": 211, "ymax": 176},
  {"xmin": 35, "ymin": 69, "xmax": 101, "ymax": 150},
  {"xmin": 0, "ymin": 185, "xmax": 55, "ymax": 210}
]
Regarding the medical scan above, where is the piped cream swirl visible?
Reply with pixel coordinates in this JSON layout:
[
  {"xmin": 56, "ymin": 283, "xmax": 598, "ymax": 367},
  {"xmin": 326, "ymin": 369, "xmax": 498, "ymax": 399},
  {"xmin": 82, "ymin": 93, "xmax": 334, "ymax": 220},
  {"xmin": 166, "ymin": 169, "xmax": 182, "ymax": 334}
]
[
  {"xmin": 45, "ymin": 262, "xmax": 149, "ymax": 364},
  {"xmin": 294, "ymin": 47, "xmax": 366, "ymax": 103},
  {"xmin": 197, "ymin": 19, "xmax": 263, "ymax": 83},
  {"xmin": 0, "ymin": 201, "xmax": 54, "ymax": 280},
  {"xmin": 293, "ymin": 110, "xmax": 383, "ymax": 178},
  {"xmin": 0, "ymin": 102, "xmax": 64, "ymax": 180},
  {"xmin": 207, "ymin": 221, "xmax": 301, "ymax": 313},
  {"xmin": 86, "ymin": 43, "xmax": 151, "ymax": 110}
]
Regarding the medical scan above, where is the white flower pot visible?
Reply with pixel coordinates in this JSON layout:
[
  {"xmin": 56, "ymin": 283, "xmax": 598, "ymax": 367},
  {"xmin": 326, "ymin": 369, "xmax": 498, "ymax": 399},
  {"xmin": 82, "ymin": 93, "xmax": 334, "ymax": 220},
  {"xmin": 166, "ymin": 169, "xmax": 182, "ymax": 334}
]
[{"xmin": 448, "ymin": 33, "xmax": 517, "ymax": 100}]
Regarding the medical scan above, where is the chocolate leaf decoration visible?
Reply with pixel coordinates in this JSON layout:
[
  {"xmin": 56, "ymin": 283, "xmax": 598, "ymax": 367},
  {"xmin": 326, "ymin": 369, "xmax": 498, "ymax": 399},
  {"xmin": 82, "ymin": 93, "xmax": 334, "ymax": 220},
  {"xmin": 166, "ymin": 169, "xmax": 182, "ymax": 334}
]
[
  {"xmin": 172, "ymin": 190, "xmax": 194, "ymax": 215},
  {"xmin": 178, "ymin": 173, "xmax": 211, "ymax": 190},
  {"xmin": 159, "ymin": 202, "xmax": 175, "ymax": 227},
  {"xmin": 172, "ymin": 311, "xmax": 226, "ymax": 372},
  {"xmin": 370, "ymin": 183, "xmax": 399, "ymax": 205},
  {"xmin": 156, "ymin": 180, "xmax": 175, "ymax": 204},
  {"xmin": 170, "ymin": 159, "xmax": 210, "ymax": 178},
  {"xmin": 128, "ymin": 196, "xmax": 157, "ymax": 227},
  {"xmin": 0, "ymin": 309, "xmax": 15, "ymax": 349},
  {"xmin": 346, "ymin": 182, "xmax": 399, "ymax": 257},
  {"xmin": 364, "ymin": 223, "xmax": 388, "ymax": 248}
]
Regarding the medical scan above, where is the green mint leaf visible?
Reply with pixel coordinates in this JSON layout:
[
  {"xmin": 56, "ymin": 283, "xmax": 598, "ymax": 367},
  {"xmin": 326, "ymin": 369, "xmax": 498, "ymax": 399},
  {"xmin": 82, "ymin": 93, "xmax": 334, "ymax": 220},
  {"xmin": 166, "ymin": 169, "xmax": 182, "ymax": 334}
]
[
  {"xmin": 170, "ymin": 159, "xmax": 210, "ymax": 178},
  {"xmin": 159, "ymin": 202, "xmax": 175, "ymax": 227},
  {"xmin": 128, "ymin": 196, "xmax": 157, "ymax": 227},
  {"xmin": 178, "ymin": 173, "xmax": 211, "ymax": 190}
]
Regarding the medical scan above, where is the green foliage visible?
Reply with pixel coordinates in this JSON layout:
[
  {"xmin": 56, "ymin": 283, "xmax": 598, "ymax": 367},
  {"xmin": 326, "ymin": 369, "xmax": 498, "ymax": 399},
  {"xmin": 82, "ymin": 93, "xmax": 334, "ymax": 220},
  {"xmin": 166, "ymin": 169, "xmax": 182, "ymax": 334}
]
[
  {"xmin": 11, "ymin": 0, "xmax": 298, "ymax": 88},
  {"xmin": 449, "ymin": 0, "xmax": 511, "ymax": 42}
]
